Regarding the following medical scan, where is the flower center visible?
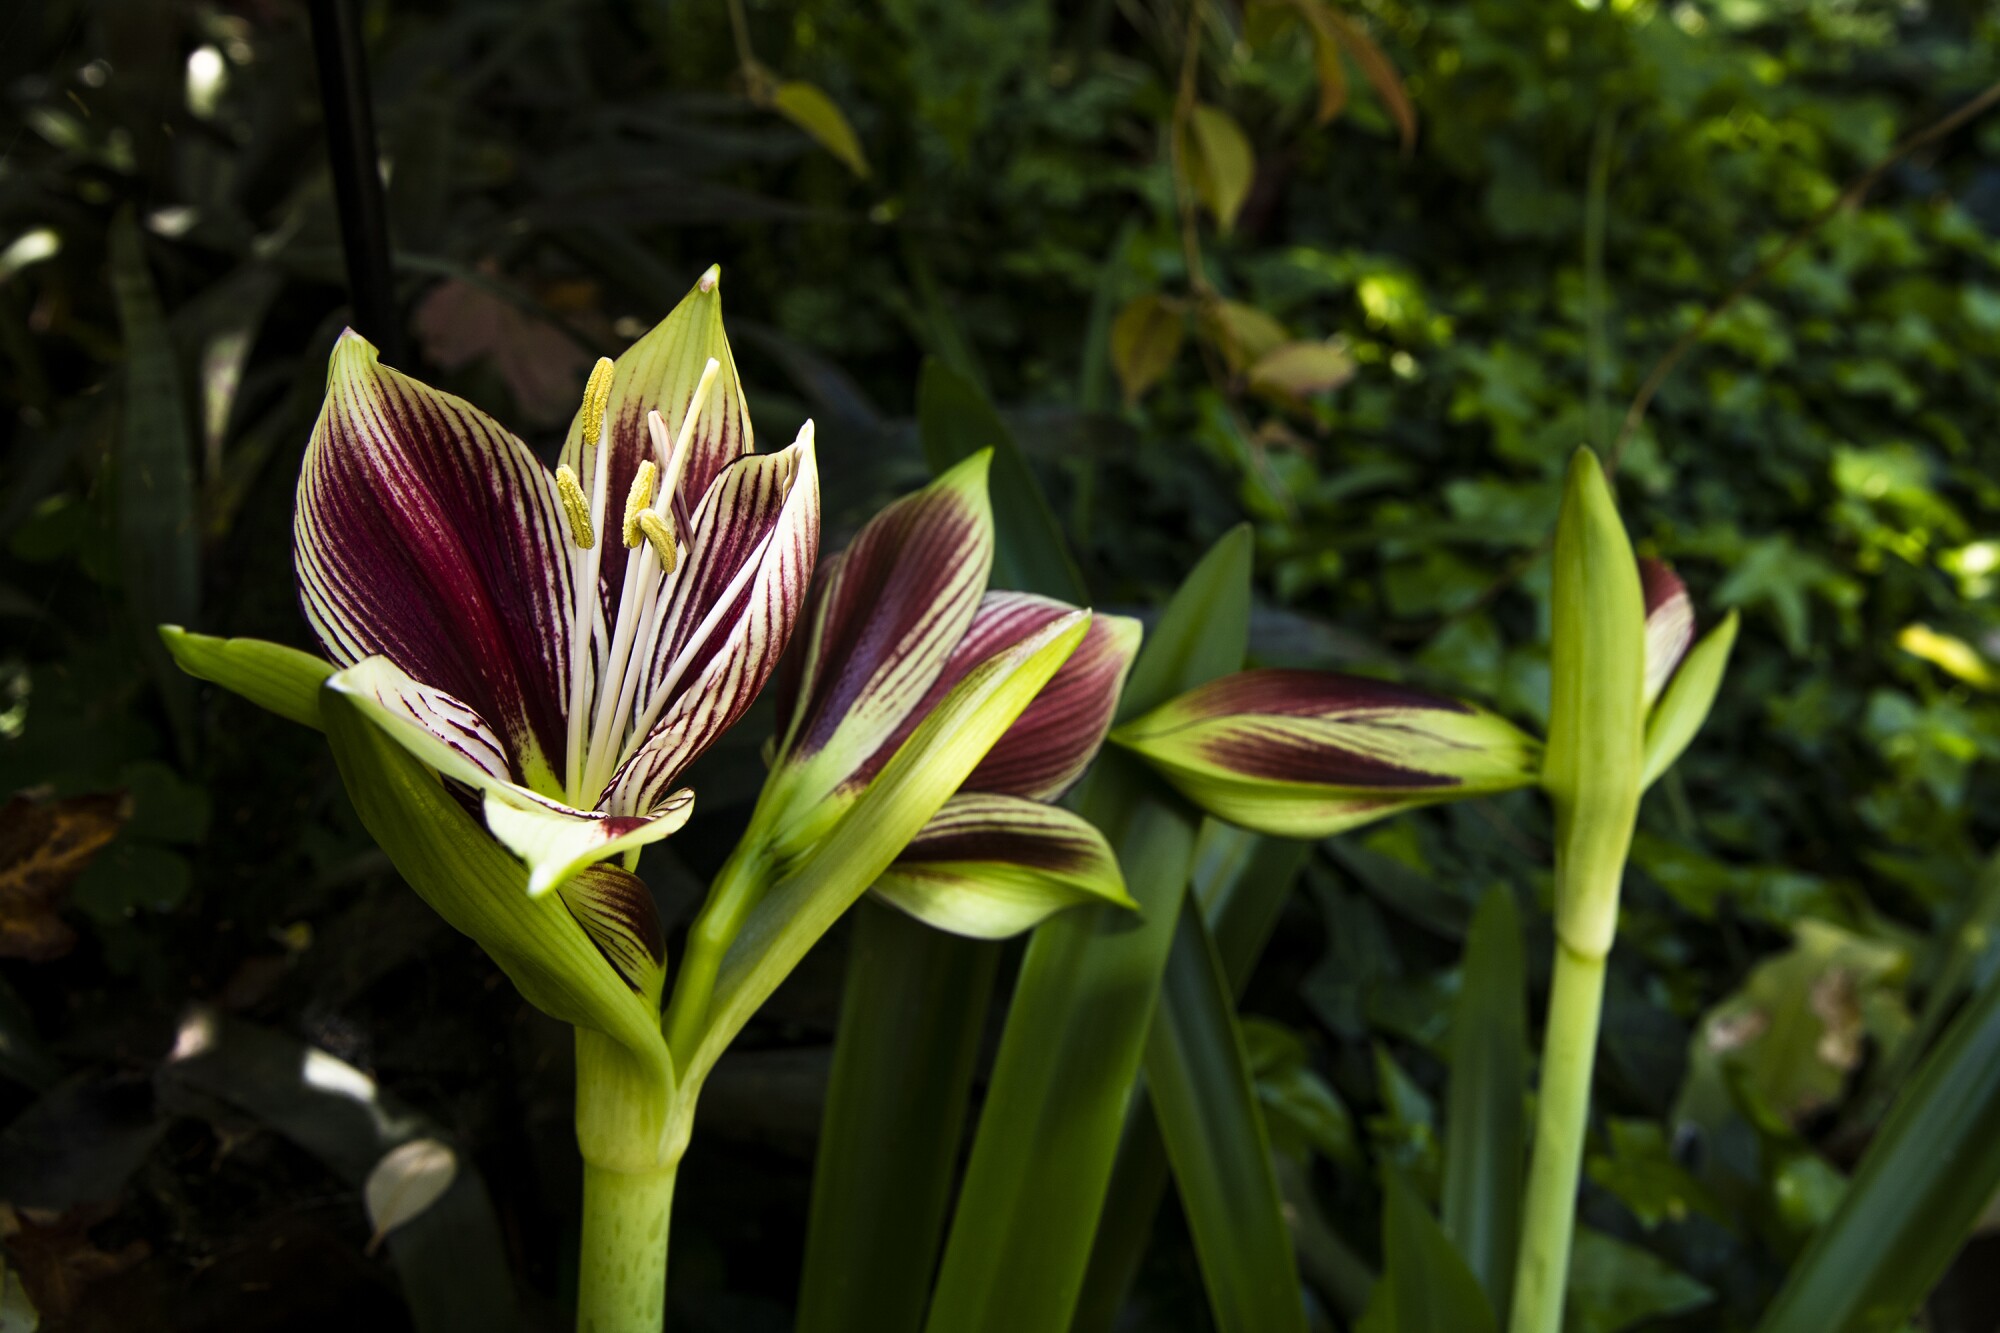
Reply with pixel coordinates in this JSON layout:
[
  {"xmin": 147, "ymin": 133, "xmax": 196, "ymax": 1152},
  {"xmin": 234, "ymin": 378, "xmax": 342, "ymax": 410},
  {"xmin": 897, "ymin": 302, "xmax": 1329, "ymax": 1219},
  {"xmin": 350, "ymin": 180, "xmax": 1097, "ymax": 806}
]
[{"xmin": 558, "ymin": 356, "xmax": 722, "ymax": 808}]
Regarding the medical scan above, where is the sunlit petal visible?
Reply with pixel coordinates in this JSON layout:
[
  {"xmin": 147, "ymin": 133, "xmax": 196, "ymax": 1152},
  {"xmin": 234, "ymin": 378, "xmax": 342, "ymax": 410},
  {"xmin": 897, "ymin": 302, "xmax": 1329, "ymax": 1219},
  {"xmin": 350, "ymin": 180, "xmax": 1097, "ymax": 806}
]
[
  {"xmin": 296, "ymin": 331, "xmax": 573, "ymax": 790},
  {"xmin": 773, "ymin": 451, "xmax": 994, "ymax": 789}
]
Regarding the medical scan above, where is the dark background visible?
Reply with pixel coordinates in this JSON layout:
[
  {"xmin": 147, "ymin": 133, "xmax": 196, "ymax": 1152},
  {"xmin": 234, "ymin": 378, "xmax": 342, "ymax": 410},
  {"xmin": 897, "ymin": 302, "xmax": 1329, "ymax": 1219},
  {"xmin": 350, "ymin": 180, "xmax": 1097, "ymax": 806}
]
[{"xmin": 4, "ymin": 0, "xmax": 2000, "ymax": 1328}]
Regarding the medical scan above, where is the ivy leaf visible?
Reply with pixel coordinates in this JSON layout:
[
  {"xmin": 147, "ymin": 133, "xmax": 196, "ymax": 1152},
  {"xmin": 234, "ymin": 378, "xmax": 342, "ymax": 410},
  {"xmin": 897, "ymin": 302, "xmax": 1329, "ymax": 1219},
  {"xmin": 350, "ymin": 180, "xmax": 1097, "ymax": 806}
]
[
  {"xmin": 1110, "ymin": 295, "xmax": 1187, "ymax": 405},
  {"xmin": 1180, "ymin": 104, "xmax": 1255, "ymax": 234},
  {"xmin": 771, "ymin": 81, "xmax": 871, "ymax": 178},
  {"xmin": 1565, "ymin": 1228, "xmax": 1712, "ymax": 1333}
]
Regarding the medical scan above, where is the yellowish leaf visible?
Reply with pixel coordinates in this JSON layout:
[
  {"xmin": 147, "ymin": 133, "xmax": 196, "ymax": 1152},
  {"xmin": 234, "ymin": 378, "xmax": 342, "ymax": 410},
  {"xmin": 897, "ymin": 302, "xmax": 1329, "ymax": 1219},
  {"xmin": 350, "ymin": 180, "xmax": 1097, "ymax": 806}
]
[
  {"xmin": 1898, "ymin": 623, "xmax": 1997, "ymax": 690},
  {"xmin": 771, "ymin": 81, "xmax": 871, "ymax": 179},
  {"xmin": 364, "ymin": 1138, "xmax": 458, "ymax": 1254},
  {"xmin": 1199, "ymin": 299, "xmax": 1288, "ymax": 374},
  {"xmin": 1110, "ymin": 295, "xmax": 1188, "ymax": 405},
  {"xmin": 1179, "ymin": 104, "xmax": 1255, "ymax": 235},
  {"xmin": 1248, "ymin": 339, "xmax": 1356, "ymax": 400},
  {"xmin": 1307, "ymin": 24, "xmax": 1350, "ymax": 125}
]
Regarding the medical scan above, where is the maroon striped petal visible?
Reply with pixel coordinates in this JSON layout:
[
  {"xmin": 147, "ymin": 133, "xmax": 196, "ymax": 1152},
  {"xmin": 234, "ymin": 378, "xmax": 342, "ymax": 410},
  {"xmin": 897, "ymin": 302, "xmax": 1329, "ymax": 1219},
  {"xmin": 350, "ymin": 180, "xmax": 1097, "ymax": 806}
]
[
  {"xmin": 873, "ymin": 792, "xmax": 1133, "ymax": 939},
  {"xmin": 841, "ymin": 593, "xmax": 1139, "ymax": 799},
  {"xmin": 554, "ymin": 863, "xmax": 668, "ymax": 1004},
  {"xmin": 295, "ymin": 331, "xmax": 573, "ymax": 791},
  {"xmin": 557, "ymin": 266, "xmax": 750, "ymax": 615},
  {"xmin": 597, "ymin": 434, "xmax": 820, "ymax": 815},
  {"xmin": 967, "ymin": 603, "xmax": 1141, "ymax": 800},
  {"xmin": 1640, "ymin": 558, "xmax": 1695, "ymax": 708},
  {"xmin": 1111, "ymin": 668, "xmax": 1542, "ymax": 838},
  {"xmin": 772, "ymin": 451, "xmax": 994, "ymax": 786}
]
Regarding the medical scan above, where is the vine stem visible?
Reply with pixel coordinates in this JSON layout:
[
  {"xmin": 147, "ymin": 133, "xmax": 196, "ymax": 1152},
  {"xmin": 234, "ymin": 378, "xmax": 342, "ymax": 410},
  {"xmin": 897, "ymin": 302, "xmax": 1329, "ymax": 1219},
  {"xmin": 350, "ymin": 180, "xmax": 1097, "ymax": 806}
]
[{"xmin": 1605, "ymin": 78, "xmax": 2000, "ymax": 477}]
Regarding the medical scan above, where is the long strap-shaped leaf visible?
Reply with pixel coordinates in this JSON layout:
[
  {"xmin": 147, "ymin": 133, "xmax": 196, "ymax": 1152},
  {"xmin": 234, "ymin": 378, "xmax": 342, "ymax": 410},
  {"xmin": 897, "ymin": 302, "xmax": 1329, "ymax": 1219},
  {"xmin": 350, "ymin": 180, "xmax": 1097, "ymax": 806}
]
[
  {"xmin": 1145, "ymin": 898, "xmax": 1308, "ymax": 1333},
  {"xmin": 1441, "ymin": 888, "xmax": 1528, "ymax": 1317},
  {"xmin": 1755, "ymin": 957, "xmax": 2000, "ymax": 1333},
  {"xmin": 110, "ymin": 211, "xmax": 200, "ymax": 761},
  {"xmin": 798, "ymin": 360, "xmax": 1086, "ymax": 1333},
  {"xmin": 925, "ymin": 528, "xmax": 1253, "ymax": 1333},
  {"xmin": 798, "ymin": 901, "xmax": 999, "ymax": 1333},
  {"xmin": 1073, "ymin": 829, "xmax": 1322, "ymax": 1330}
]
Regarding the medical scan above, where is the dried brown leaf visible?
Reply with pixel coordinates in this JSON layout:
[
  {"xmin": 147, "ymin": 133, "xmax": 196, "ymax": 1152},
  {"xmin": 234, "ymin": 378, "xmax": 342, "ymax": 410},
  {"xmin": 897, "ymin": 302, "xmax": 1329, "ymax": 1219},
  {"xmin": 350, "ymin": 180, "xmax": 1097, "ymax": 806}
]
[{"xmin": 0, "ymin": 794, "xmax": 127, "ymax": 961}]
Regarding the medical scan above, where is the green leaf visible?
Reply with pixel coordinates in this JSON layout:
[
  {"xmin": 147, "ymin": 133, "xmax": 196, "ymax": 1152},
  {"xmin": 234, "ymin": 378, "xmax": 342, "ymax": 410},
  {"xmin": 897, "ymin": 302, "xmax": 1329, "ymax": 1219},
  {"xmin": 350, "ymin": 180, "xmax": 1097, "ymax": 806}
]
[
  {"xmin": 771, "ymin": 80, "xmax": 871, "ymax": 177},
  {"xmin": 1075, "ymin": 830, "xmax": 1328, "ymax": 1332},
  {"xmin": 797, "ymin": 903, "xmax": 1000, "ymax": 1333},
  {"xmin": 917, "ymin": 359, "xmax": 1087, "ymax": 601},
  {"xmin": 1373, "ymin": 1167, "xmax": 1498, "ymax": 1333},
  {"xmin": 1442, "ymin": 888, "xmax": 1527, "ymax": 1316},
  {"xmin": 1753, "ymin": 969, "xmax": 2000, "ymax": 1333},
  {"xmin": 925, "ymin": 527, "xmax": 1253, "ymax": 1333},
  {"xmin": 1640, "ymin": 612, "xmax": 1739, "ymax": 789},
  {"xmin": 158, "ymin": 627, "xmax": 335, "ymax": 730},
  {"xmin": 1567, "ymin": 1229, "xmax": 1711, "ymax": 1333},
  {"xmin": 1243, "ymin": 1017, "xmax": 1361, "ymax": 1171},
  {"xmin": 1181, "ymin": 104, "xmax": 1255, "ymax": 235},
  {"xmin": 110, "ymin": 211, "xmax": 200, "ymax": 759},
  {"xmin": 1145, "ymin": 899, "xmax": 1309, "ymax": 1333}
]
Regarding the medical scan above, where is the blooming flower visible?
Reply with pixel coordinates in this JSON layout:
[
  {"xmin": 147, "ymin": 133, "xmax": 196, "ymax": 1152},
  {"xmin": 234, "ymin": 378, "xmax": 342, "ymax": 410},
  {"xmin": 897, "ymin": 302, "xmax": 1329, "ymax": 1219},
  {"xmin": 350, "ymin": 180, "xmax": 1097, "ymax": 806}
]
[
  {"xmin": 297, "ymin": 268, "xmax": 819, "ymax": 896},
  {"xmin": 761, "ymin": 453, "xmax": 1141, "ymax": 937}
]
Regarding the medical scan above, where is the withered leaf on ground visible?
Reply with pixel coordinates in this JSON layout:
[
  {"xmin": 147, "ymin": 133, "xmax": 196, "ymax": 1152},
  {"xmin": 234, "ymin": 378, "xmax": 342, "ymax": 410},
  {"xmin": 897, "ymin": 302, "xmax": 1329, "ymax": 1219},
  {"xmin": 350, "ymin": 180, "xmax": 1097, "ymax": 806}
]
[{"xmin": 0, "ymin": 794, "xmax": 129, "ymax": 961}]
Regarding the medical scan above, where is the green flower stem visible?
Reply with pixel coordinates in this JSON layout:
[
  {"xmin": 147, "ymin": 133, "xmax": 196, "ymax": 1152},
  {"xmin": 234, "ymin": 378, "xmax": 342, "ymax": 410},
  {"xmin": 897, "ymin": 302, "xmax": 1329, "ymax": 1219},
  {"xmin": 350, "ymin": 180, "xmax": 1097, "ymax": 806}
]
[
  {"xmin": 663, "ymin": 840, "xmax": 773, "ymax": 1061},
  {"xmin": 573, "ymin": 1029, "xmax": 683, "ymax": 1333},
  {"xmin": 577, "ymin": 1160, "xmax": 677, "ymax": 1333},
  {"xmin": 1508, "ymin": 939, "xmax": 1607, "ymax": 1333}
]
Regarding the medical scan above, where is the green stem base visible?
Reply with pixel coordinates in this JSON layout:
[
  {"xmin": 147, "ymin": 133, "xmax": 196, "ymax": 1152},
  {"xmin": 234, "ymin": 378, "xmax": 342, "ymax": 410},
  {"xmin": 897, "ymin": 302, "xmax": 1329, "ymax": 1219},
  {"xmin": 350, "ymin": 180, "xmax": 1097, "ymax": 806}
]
[
  {"xmin": 1509, "ymin": 942, "xmax": 1607, "ymax": 1333},
  {"xmin": 578, "ymin": 1161, "xmax": 676, "ymax": 1333}
]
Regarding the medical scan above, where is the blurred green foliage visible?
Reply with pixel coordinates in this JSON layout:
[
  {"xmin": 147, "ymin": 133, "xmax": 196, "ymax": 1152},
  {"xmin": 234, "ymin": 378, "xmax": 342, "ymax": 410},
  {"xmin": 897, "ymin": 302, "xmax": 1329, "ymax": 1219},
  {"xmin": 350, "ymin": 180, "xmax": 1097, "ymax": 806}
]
[{"xmin": 5, "ymin": 0, "xmax": 2000, "ymax": 1326}]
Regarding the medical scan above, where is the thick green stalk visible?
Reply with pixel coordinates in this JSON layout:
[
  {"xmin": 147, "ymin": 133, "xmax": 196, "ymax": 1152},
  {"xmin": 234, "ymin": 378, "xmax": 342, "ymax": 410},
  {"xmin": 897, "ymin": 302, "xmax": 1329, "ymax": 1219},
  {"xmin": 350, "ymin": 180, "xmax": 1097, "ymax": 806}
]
[
  {"xmin": 578, "ymin": 1161, "xmax": 676, "ymax": 1333},
  {"xmin": 574, "ymin": 1029, "xmax": 683, "ymax": 1333},
  {"xmin": 1508, "ymin": 941, "xmax": 1606, "ymax": 1333},
  {"xmin": 1510, "ymin": 450, "xmax": 1645, "ymax": 1333}
]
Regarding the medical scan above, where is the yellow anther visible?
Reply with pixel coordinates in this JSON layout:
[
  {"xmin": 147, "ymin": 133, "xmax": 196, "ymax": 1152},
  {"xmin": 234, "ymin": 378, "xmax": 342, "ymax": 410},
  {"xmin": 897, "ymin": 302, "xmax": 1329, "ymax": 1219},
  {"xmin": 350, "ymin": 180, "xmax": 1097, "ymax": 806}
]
[
  {"xmin": 555, "ymin": 465, "xmax": 595, "ymax": 549},
  {"xmin": 636, "ymin": 510, "xmax": 678, "ymax": 572},
  {"xmin": 579, "ymin": 356, "xmax": 615, "ymax": 448},
  {"xmin": 622, "ymin": 460, "xmax": 658, "ymax": 548}
]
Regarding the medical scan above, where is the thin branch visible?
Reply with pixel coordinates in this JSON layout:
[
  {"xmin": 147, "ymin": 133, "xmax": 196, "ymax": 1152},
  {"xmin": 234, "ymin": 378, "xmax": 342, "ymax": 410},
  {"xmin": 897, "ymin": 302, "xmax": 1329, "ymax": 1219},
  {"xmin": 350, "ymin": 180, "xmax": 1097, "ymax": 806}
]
[
  {"xmin": 1606, "ymin": 78, "xmax": 2000, "ymax": 477},
  {"xmin": 1169, "ymin": 0, "xmax": 1211, "ymax": 298}
]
